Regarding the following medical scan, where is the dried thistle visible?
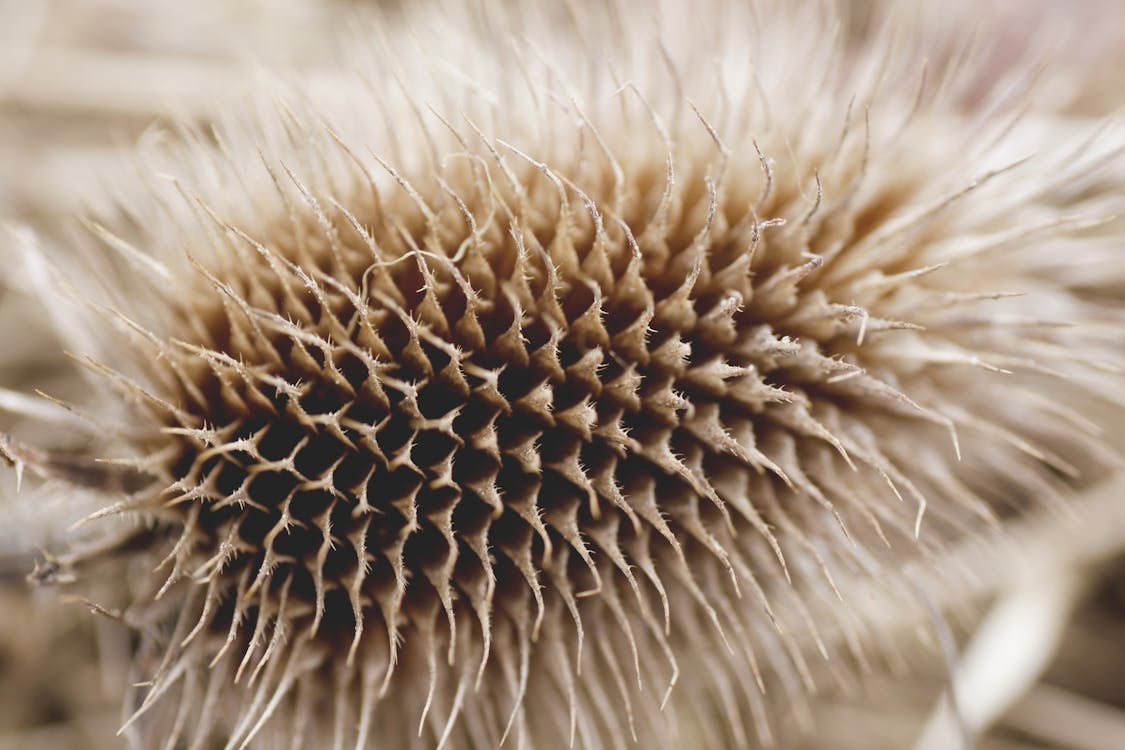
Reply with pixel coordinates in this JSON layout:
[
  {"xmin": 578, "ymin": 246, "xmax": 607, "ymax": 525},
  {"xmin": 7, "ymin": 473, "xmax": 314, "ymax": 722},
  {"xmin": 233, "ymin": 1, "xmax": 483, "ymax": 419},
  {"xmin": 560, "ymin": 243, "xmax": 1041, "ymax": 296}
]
[{"xmin": 3, "ymin": 1, "xmax": 1124, "ymax": 748}]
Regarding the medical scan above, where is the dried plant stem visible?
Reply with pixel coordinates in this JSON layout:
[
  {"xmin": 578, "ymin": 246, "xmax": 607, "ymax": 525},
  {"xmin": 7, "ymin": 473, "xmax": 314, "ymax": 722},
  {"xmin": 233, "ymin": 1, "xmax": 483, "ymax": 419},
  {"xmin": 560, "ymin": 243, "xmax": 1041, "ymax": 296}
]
[
  {"xmin": 913, "ymin": 568, "xmax": 1086, "ymax": 750},
  {"xmin": 1004, "ymin": 683, "xmax": 1125, "ymax": 750}
]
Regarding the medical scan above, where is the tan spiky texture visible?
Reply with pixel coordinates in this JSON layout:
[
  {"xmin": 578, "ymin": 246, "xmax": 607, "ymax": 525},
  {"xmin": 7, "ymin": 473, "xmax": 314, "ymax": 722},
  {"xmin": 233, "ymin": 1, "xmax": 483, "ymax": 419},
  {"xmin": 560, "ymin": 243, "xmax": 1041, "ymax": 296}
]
[{"xmin": 4, "ymin": 1, "xmax": 1125, "ymax": 748}]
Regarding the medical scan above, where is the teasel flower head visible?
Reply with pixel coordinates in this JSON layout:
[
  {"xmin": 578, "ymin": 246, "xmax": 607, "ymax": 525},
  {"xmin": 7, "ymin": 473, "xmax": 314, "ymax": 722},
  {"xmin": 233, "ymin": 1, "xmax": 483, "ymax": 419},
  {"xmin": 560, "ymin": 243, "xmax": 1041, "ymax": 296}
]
[{"xmin": 3, "ymin": 1, "xmax": 1124, "ymax": 747}]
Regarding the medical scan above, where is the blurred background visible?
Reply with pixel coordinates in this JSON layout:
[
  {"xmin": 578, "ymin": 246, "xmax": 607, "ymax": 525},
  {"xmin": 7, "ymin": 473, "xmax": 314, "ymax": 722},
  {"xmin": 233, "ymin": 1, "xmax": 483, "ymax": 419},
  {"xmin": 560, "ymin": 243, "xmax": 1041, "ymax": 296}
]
[{"xmin": 1, "ymin": 1, "xmax": 1123, "ymax": 748}]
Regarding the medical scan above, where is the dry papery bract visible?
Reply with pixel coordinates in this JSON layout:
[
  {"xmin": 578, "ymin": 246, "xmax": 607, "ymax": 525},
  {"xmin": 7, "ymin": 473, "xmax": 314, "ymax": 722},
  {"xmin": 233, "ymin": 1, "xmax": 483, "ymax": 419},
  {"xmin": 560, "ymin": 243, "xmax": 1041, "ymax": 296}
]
[{"xmin": 4, "ymin": 1, "xmax": 1125, "ymax": 748}]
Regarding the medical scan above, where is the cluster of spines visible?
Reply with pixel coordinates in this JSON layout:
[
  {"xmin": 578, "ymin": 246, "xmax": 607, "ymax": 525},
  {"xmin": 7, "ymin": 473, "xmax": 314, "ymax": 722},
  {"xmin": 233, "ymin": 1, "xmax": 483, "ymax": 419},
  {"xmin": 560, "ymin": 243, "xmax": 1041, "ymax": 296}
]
[{"xmin": 18, "ymin": 4, "xmax": 1123, "ymax": 747}]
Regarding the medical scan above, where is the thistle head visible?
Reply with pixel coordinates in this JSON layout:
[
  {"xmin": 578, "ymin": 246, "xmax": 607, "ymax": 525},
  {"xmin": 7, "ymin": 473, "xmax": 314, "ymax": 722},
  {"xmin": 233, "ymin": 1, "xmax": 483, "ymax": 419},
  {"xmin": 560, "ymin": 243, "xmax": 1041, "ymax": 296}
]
[{"xmin": 4, "ymin": 1, "xmax": 1124, "ymax": 748}]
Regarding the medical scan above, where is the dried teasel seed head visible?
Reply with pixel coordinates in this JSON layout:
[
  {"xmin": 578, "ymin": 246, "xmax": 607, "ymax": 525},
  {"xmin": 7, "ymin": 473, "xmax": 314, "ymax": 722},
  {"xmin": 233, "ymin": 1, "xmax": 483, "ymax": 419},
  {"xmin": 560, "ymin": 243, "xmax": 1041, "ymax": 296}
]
[{"xmin": 5, "ymin": 1, "xmax": 1125, "ymax": 748}]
